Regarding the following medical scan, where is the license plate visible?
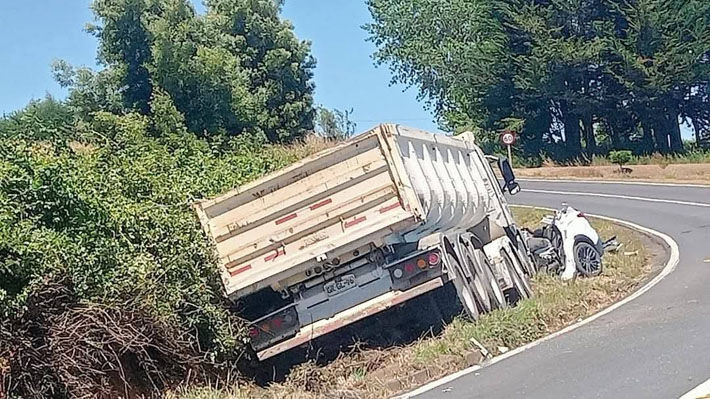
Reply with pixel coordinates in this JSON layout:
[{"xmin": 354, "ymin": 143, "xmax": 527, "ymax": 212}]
[{"xmin": 325, "ymin": 274, "xmax": 357, "ymax": 297}]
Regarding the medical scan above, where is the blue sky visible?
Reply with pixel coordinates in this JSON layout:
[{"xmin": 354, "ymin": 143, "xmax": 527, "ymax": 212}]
[
  {"xmin": 0, "ymin": 1, "xmax": 694, "ymax": 139},
  {"xmin": 0, "ymin": 0, "xmax": 440, "ymax": 133}
]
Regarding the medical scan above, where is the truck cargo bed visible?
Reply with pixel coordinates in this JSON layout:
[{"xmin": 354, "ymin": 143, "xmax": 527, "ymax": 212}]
[{"xmin": 194, "ymin": 129, "xmax": 423, "ymax": 298}]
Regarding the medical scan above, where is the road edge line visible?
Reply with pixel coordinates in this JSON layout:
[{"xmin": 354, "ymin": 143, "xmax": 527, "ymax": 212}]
[
  {"xmin": 678, "ymin": 377, "xmax": 710, "ymax": 399},
  {"xmin": 395, "ymin": 206, "xmax": 680, "ymax": 399},
  {"xmin": 518, "ymin": 177, "xmax": 710, "ymax": 188},
  {"xmin": 523, "ymin": 188, "xmax": 710, "ymax": 208}
]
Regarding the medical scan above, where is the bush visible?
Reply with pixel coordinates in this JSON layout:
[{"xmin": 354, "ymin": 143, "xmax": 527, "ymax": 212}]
[
  {"xmin": 0, "ymin": 108, "xmax": 329, "ymax": 396},
  {"xmin": 608, "ymin": 150, "xmax": 633, "ymax": 172}
]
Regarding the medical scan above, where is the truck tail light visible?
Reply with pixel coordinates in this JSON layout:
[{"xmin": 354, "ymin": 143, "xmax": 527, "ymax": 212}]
[
  {"xmin": 404, "ymin": 262, "xmax": 415, "ymax": 274},
  {"xmin": 393, "ymin": 268, "xmax": 404, "ymax": 279},
  {"xmin": 249, "ymin": 307, "xmax": 299, "ymax": 351},
  {"xmin": 577, "ymin": 212, "xmax": 587, "ymax": 218},
  {"xmin": 271, "ymin": 317, "xmax": 283, "ymax": 328},
  {"xmin": 428, "ymin": 251, "xmax": 441, "ymax": 266},
  {"xmin": 416, "ymin": 258, "xmax": 427, "ymax": 269}
]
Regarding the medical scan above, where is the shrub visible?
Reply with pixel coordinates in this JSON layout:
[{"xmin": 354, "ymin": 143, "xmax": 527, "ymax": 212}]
[
  {"xmin": 608, "ymin": 150, "xmax": 633, "ymax": 173},
  {"xmin": 0, "ymin": 110, "xmax": 330, "ymax": 396}
]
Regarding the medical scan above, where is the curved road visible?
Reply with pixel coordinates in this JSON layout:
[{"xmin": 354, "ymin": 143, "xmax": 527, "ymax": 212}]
[{"xmin": 415, "ymin": 179, "xmax": 710, "ymax": 399}]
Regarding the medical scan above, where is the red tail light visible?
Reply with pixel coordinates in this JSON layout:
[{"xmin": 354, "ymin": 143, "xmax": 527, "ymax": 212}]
[
  {"xmin": 577, "ymin": 212, "xmax": 587, "ymax": 218},
  {"xmin": 404, "ymin": 262, "xmax": 415, "ymax": 274},
  {"xmin": 428, "ymin": 252, "xmax": 441, "ymax": 266},
  {"xmin": 249, "ymin": 327, "xmax": 259, "ymax": 338},
  {"xmin": 271, "ymin": 317, "xmax": 283, "ymax": 329}
]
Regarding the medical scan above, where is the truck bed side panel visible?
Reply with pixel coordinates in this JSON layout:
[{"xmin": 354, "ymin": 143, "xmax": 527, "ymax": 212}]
[{"xmin": 194, "ymin": 131, "xmax": 421, "ymax": 298}]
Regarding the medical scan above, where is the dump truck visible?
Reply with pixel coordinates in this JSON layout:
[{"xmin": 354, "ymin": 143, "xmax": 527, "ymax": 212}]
[{"xmin": 194, "ymin": 124, "xmax": 535, "ymax": 360}]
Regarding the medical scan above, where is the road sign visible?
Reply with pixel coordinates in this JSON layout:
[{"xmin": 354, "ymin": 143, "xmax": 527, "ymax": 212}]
[
  {"xmin": 500, "ymin": 131, "xmax": 516, "ymax": 146},
  {"xmin": 500, "ymin": 131, "xmax": 516, "ymax": 163}
]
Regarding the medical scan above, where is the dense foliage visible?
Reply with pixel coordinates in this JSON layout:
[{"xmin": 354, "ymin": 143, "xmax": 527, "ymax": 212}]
[
  {"xmin": 313, "ymin": 106, "xmax": 357, "ymax": 140},
  {"xmin": 55, "ymin": 0, "xmax": 315, "ymax": 142},
  {"xmin": 366, "ymin": 0, "xmax": 710, "ymax": 161},
  {"xmin": 0, "ymin": 94, "xmax": 323, "ymax": 396},
  {"xmin": 1, "ymin": 1, "xmax": 320, "ymax": 396}
]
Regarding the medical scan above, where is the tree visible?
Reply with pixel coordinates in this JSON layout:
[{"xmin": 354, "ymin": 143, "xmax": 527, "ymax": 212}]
[
  {"xmin": 203, "ymin": 0, "xmax": 316, "ymax": 142},
  {"xmin": 597, "ymin": 0, "xmax": 710, "ymax": 153},
  {"xmin": 367, "ymin": 0, "xmax": 710, "ymax": 160},
  {"xmin": 52, "ymin": 60, "xmax": 125, "ymax": 120},
  {"xmin": 314, "ymin": 107, "xmax": 356, "ymax": 140},
  {"xmin": 609, "ymin": 150, "xmax": 633, "ymax": 172},
  {"xmin": 0, "ymin": 95, "xmax": 74, "ymax": 141},
  {"xmin": 366, "ymin": 0, "xmax": 510, "ymax": 130},
  {"xmin": 88, "ymin": 0, "xmax": 155, "ymax": 113},
  {"xmin": 58, "ymin": 0, "xmax": 316, "ymax": 142}
]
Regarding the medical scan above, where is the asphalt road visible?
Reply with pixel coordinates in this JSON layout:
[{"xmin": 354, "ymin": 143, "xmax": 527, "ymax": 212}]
[{"xmin": 415, "ymin": 179, "xmax": 710, "ymax": 399}]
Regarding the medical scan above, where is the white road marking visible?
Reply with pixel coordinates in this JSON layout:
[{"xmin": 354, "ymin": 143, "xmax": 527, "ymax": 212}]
[
  {"xmin": 519, "ymin": 178, "xmax": 710, "ymax": 188},
  {"xmin": 678, "ymin": 377, "xmax": 710, "ymax": 399},
  {"xmin": 395, "ymin": 208, "xmax": 680, "ymax": 399},
  {"xmin": 523, "ymin": 188, "xmax": 710, "ymax": 208}
]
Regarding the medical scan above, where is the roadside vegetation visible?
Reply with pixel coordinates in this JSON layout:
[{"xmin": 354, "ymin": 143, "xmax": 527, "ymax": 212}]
[
  {"xmin": 367, "ymin": 0, "xmax": 710, "ymax": 161},
  {"xmin": 514, "ymin": 162, "xmax": 710, "ymax": 184},
  {"xmin": 0, "ymin": 113, "xmax": 332, "ymax": 397},
  {"xmin": 0, "ymin": 1, "xmax": 361, "ymax": 397},
  {"xmin": 170, "ymin": 208, "xmax": 661, "ymax": 399}
]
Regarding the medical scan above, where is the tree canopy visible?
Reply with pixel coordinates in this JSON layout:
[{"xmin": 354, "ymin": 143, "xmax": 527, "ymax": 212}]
[
  {"xmin": 56, "ymin": 0, "xmax": 316, "ymax": 142},
  {"xmin": 366, "ymin": 0, "xmax": 710, "ymax": 161}
]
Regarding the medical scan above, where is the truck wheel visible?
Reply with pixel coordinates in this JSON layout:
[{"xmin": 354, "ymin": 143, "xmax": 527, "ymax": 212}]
[
  {"xmin": 574, "ymin": 239, "xmax": 603, "ymax": 277},
  {"xmin": 474, "ymin": 248, "xmax": 507, "ymax": 311},
  {"xmin": 448, "ymin": 253, "xmax": 481, "ymax": 320},
  {"xmin": 503, "ymin": 250, "xmax": 532, "ymax": 304},
  {"xmin": 515, "ymin": 234, "xmax": 537, "ymax": 276},
  {"xmin": 507, "ymin": 244, "xmax": 534, "ymax": 296},
  {"xmin": 461, "ymin": 244, "xmax": 493, "ymax": 313}
]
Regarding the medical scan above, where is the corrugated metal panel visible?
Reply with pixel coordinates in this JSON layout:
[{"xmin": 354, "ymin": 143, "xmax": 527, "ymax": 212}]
[{"xmin": 388, "ymin": 126, "xmax": 491, "ymax": 241}]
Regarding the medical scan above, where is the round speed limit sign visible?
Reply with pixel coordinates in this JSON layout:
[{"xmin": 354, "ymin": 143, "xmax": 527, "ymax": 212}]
[{"xmin": 501, "ymin": 131, "xmax": 516, "ymax": 146}]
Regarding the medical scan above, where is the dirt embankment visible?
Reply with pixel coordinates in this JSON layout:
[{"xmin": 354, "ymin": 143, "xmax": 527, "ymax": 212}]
[{"xmin": 515, "ymin": 163, "xmax": 710, "ymax": 185}]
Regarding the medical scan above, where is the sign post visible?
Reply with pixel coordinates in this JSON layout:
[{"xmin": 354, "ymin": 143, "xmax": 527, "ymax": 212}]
[{"xmin": 500, "ymin": 131, "xmax": 516, "ymax": 163}]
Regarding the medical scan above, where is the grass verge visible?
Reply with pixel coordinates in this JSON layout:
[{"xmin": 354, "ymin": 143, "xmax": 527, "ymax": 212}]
[
  {"xmin": 515, "ymin": 163, "xmax": 710, "ymax": 185},
  {"xmin": 169, "ymin": 207, "xmax": 663, "ymax": 399}
]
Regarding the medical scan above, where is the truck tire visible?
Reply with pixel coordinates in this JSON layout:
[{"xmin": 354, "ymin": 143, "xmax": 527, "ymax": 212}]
[
  {"xmin": 502, "ymin": 249, "xmax": 532, "ymax": 304},
  {"xmin": 515, "ymin": 233, "xmax": 537, "ymax": 276},
  {"xmin": 447, "ymin": 252, "xmax": 481, "ymax": 320},
  {"xmin": 473, "ymin": 247, "xmax": 507, "ymax": 311},
  {"xmin": 573, "ymin": 238, "xmax": 603, "ymax": 277},
  {"xmin": 508, "ymin": 243, "xmax": 534, "ymax": 297},
  {"xmin": 460, "ymin": 243, "xmax": 494, "ymax": 313}
]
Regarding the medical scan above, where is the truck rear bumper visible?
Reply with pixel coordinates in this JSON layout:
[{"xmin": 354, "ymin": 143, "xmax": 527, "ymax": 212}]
[{"xmin": 257, "ymin": 277, "xmax": 444, "ymax": 360}]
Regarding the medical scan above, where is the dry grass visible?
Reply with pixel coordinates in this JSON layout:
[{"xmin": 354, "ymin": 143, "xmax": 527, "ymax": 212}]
[
  {"xmin": 268, "ymin": 134, "xmax": 340, "ymax": 163},
  {"xmin": 170, "ymin": 207, "xmax": 660, "ymax": 399},
  {"xmin": 515, "ymin": 163, "xmax": 710, "ymax": 184}
]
